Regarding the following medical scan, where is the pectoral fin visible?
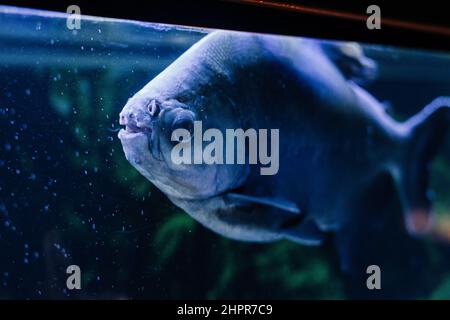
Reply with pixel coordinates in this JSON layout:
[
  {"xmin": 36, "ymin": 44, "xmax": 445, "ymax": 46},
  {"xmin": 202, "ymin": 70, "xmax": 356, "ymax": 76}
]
[
  {"xmin": 283, "ymin": 219, "xmax": 326, "ymax": 245},
  {"xmin": 226, "ymin": 193, "xmax": 301, "ymax": 215}
]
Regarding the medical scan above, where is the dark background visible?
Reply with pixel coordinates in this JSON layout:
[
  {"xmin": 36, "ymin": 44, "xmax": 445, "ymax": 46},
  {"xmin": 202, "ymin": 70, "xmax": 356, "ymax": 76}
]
[{"xmin": 2, "ymin": 0, "xmax": 450, "ymax": 51}]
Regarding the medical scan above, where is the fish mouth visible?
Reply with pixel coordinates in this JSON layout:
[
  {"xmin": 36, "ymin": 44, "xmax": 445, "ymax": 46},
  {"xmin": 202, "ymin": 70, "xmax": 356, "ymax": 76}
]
[
  {"xmin": 125, "ymin": 122, "xmax": 151, "ymax": 134},
  {"xmin": 118, "ymin": 123, "xmax": 151, "ymax": 139}
]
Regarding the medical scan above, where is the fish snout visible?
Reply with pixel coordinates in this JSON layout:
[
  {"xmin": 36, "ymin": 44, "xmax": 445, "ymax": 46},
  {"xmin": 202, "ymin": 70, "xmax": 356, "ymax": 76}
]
[
  {"xmin": 119, "ymin": 110, "xmax": 135, "ymax": 126},
  {"xmin": 119, "ymin": 108, "xmax": 153, "ymax": 134}
]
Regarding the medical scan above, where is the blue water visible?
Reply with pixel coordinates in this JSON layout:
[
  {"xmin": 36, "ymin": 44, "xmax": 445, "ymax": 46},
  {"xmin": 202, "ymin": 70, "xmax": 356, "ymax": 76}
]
[{"xmin": 1, "ymin": 6, "xmax": 450, "ymax": 299}]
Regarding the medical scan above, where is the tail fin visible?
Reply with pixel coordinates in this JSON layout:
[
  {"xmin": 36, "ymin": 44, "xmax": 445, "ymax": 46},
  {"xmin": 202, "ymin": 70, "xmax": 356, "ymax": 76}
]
[{"xmin": 399, "ymin": 97, "xmax": 450, "ymax": 235}]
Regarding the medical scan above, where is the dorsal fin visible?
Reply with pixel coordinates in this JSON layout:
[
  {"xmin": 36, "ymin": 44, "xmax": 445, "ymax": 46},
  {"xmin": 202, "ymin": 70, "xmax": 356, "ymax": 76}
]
[{"xmin": 321, "ymin": 41, "xmax": 377, "ymax": 84}]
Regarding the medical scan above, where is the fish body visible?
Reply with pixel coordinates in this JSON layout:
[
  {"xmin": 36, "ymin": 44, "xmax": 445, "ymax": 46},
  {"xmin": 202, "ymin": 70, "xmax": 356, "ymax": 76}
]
[{"xmin": 118, "ymin": 31, "xmax": 450, "ymax": 257}]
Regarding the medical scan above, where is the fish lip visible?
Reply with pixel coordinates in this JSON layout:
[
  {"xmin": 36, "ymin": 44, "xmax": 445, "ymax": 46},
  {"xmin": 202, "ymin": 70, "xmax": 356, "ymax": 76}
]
[
  {"xmin": 118, "ymin": 122, "xmax": 152, "ymax": 138},
  {"xmin": 118, "ymin": 128, "xmax": 147, "ymax": 140},
  {"xmin": 125, "ymin": 122, "xmax": 151, "ymax": 133},
  {"xmin": 118, "ymin": 128, "xmax": 162, "ymax": 162}
]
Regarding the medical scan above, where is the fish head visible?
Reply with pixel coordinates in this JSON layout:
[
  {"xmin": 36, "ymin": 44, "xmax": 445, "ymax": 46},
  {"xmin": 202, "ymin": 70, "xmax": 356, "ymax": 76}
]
[
  {"xmin": 118, "ymin": 31, "xmax": 252, "ymax": 200},
  {"xmin": 118, "ymin": 90, "xmax": 248, "ymax": 200},
  {"xmin": 118, "ymin": 94, "xmax": 192, "ymax": 161}
]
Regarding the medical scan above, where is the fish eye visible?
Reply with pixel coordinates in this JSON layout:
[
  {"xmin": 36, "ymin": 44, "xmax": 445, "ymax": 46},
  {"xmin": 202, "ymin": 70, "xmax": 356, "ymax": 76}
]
[
  {"xmin": 147, "ymin": 100, "xmax": 160, "ymax": 117},
  {"xmin": 171, "ymin": 113, "xmax": 194, "ymax": 142},
  {"xmin": 172, "ymin": 118, "xmax": 194, "ymax": 134}
]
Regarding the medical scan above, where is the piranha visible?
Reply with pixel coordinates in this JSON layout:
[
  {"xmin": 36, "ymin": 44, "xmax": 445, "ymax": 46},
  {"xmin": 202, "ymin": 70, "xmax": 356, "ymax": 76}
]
[{"xmin": 118, "ymin": 30, "xmax": 450, "ymax": 270}]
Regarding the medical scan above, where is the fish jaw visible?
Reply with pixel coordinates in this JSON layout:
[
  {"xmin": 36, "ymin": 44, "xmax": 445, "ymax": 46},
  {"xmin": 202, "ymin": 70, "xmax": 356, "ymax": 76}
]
[
  {"xmin": 118, "ymin": 127, "xmax": 147, "ymax": 142},
  {"xmin": 118, "ymin": 129, "xmax": 150, "ymax": 165}
]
